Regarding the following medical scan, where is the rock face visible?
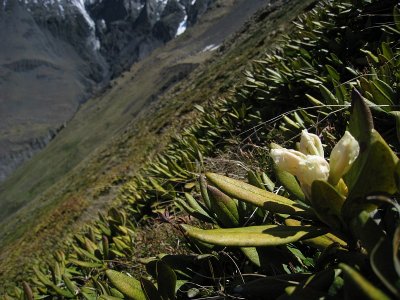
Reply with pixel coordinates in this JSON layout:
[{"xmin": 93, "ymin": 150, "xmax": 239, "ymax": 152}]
[{"xmin": 0, "ymin": 0, "xmax": 214, "ymax": 182}]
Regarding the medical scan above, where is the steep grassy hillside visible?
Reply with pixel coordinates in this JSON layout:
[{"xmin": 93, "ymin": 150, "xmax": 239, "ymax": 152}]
[
  {"xmin": 0, "ymin": 0, "xmax": 314, "ymax": 287},
  {"xmin": 4, "ymin": 0, "xmax": 399, "ymax": 298}
]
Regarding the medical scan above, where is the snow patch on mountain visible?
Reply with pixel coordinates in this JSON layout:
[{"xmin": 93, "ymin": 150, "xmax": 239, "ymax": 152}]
[
  {"xmin": 176, "ymin": 14, "xmax": 187, "ymax": 36},
  {"xmin": 175, "ymin": 1, "xmax": 187, "ymax": 36},
  {"xmin": 202, "ymin": 44, "xmax": 220, "ymax": 52},
  {"xmin": 71, "ymin": 0, "xmax": 95, "ymax": 29}
]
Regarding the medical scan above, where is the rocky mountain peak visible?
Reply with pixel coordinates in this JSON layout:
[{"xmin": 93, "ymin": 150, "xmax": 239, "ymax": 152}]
[{"xmin": 0, "ymin": 0, "xmax": 215, "ymax": 182}]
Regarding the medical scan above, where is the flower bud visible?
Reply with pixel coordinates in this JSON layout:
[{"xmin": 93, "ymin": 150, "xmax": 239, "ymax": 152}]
[{"xmin": 328, "ymin": 131, "xmax": 360, "ymax": 185}]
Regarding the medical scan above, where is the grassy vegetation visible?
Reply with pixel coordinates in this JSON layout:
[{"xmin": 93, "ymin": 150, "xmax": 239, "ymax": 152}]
[
  {"xmin": 5, "ymin": 0, "xmax": 400, "ymax": 299},
  {"xmin": 0, "ymin": 0, "xmax": 315, "ymax": 288}
]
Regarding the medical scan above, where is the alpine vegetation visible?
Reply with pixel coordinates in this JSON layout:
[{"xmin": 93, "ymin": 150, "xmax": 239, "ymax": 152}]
[{"xmin": 3, "ymin": 0, "xmax": 400, "ymax": 299}]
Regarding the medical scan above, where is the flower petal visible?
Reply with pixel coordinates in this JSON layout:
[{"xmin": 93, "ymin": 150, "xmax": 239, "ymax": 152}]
[
  {"xmin": 271, "ymin": 147, "xmax": 329, "ymax": 199},
  {"xmin": 299, "ymin": 129, "xmax": 324, "ymax": 157},
  {"xmin": 270, "ymin": 148, "xmax": 307, "ymax": 177}
]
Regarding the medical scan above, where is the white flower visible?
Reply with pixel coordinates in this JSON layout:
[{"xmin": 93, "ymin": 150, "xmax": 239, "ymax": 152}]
[
  {"xmin": 298, "ymin": 129, "xmax": 324, "ymax": 157},
  {"xmin": 328, "ymin": 131, "xmax": 360, "ymax": 185},
  {"xmin": 270, "ymin": 130, "xmax": 359, "ymax": 199},
  {"xmin": 270, "ymin": 148, "xmax": 329, "ymax": 199}
]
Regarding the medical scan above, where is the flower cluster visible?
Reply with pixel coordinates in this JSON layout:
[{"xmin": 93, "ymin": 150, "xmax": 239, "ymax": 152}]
[{"xmin": 270, "ymin": 130, "xmax": 360, "ymax": 199}]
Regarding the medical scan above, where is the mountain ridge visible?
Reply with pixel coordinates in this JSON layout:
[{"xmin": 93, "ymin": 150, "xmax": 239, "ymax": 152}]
[{"xmin": 0, "ymin": 0, "xmax": 214, "ymax": 182}]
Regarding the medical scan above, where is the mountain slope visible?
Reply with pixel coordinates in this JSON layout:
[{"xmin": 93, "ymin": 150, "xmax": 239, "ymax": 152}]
[{"xmin": 0, "ymin": 0, "xmax": 303, "ymax": 285}]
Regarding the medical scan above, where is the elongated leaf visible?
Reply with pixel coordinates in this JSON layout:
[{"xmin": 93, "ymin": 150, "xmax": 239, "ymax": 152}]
[
  {"xmin": 349, "ymin": 211, "xmax": 384, "ymax": 254},
  {"xmin": 184, "ymin": 193, "xmax": 208, "ymax": 216},
  {"xmin": 345, "ymin": 92, "xmax": 398, "ymax": 221},
  {"xmin": 140, "ymin": 277, "xmax": 162, "ymax": 300},
  {"xmin": 208, "ymin": 186, "xmax": 239, "ymax": 227},
  {"xmin": 22, "ymin": 282, "xmax": 33, "ymax": 300},
  {"xmin": 205, "ymin": 173, "xmax": 312, "ymax": 217},
  {"xmin": 319, "ymin": 85, "xmax": 338, "ymax": 105},
  {"xmin": 394, "ymin": 225, "xmax": 400, "ymax": 277},
  {"xmin": 99, "ymin": 296, "xmax": 123, "ymax": 300},
  {"xmin": 325, "ymin": 65, "xmax": 340, "ymax": 82},
  {"xmin": 68, "ymin": 258, "xmax": 104, "ymax": 268},
  {"xmin": 340, "ymin": 263, "xmax": 391, "ymax": 300},
  {"xmin": 176, "ymin": 199, "xmax": 214, "ymax": 223},
  {"xmin": 342, "ymin": 129, "xmax": 398, "ymax": 221},
  {"xmin": 33, "ymin": 267, "xmax": 74, "ymax": 298},
  {"xmin": 370, "ymin": 237, "xmax": 400, "ymax": 298},
  {"xmin": 240, "ymin": 247, "xmax": 262, "ymax": 267},
  {"xmin": 181, "ymin": 224, "xmax": 325, "ymax": 247},
  {"xmin": 285, "ymin": 219, "xmax": 347, "ymax": 250},
  {"xmin": 156, "ymin": 261, "xmax": 177, "ymax": 300},
  {"xmin": 274, "ymin": 165, "xmax": 306, "ymax": 203},
  {"xmin": 262, "ymin": 172, "xmax": 275, "ymax": 192},
  {"xmin": 234, "ymin": 275, "xmax": 308, "ymax": 299},
  {"xmin": 394, "ymin": 5, "xmax": 400, "ymax": 32},
  {"xmin": 62, "ymin": 274, "xmax": 80, "ymax": 296},
  {"xmin": 389, "ymin": 111, "xmax": 400, "ymax": 145},
  {"xmin": 311, "ymin": 180, "xmax": 345, "ymax": 229},
  {"xmin": 106, "ymin": 270, "xmax": 146, "ymax": 300},
  {"xmin": 199, "ymin": 175, "xmax": 211, "ymax": 210},
  {"xmin": 348, "ymin": 89, "xmax": 373, "ymax": 149}
]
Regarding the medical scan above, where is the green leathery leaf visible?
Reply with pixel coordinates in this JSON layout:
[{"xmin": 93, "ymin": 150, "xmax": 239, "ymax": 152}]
[
  {"xmin": 33, "ymin": 267, "xmax": 53, "ymax": 286},
  {"xmin": 248, "ymin": 170, "xmax": 266, "ymax": 190},
  {"xmin": 176, "ymin": 198, "xmax": 214, "ymax": 223},
  {"xmin": 22, "ymin": 282, "xmax": 33, "ymax": 300},
  {"xmin": 340, "ymin": 263, "xmax": 391, "ymax": 300},
  {"xmin": 348, "ymin": 89, "xmax": 373, "ymax": 150},
  {"xmin": 310, "ymin": 180, "xmax": 345, "ymax": 230},
  {"xmin": 381, "ymin": 42, "xmax": 394, "ymax": 63},
  {"xmin": 370, "ymin": 237, "xmax": 400, "ymax": 297},
  {"xmin": 285, "ymin": 219, "xmax": 347, "ymax": 250},
  {"xmin": 325, "ymin": 65, "xmax": 340, "ymax": 82},
  {"xmin": 102, "ymin": 235, "xmax": 110, "ymax": 259},
  {"xmin": 140, "ymin": 277, "xmax": 162, "ymax": 300},
  {"xmin": 394, "ymin": 225, "xmax": 400, "ymax": 277},
  {"xmin": 319, "ymin": 84, "xmax": 338, "ymax": 105},
  {"xmin": 394, "ymin": 5, "xmax": 400, "ymax": 32},
  {"xmin": 33, "ymin": 267, "xmax": 74, "ymax": 298},
  {"xmin": 389, "ymin": 111, "xmax": 400, "ymax": 145},
  {"xmin": 62, "ymin": 274, "xmax": 80, "ymax": 296},
  {"xmin": 306, "ymin": 94, "xmax": 324, "ymax": 107},
  {"xmin": 207, "ymin": 185, "xmax": 239, "ymax": 227},
  {"xmin": 106, "ymin": 270, "xmax": 146, "ymax": 300},
  {"xmin": 206, "ymin": 173, "xmax": 311, "ymax": 217},
  {"xmin": 68, "ymin": 258, "xmax": 104, "ymax": 268},
  {"xmin": 342, "ymin": 129, "xmax": 398, "ymax": 221},
  {"xmin": 370, "ymin": 79, "xmax": 394, "ymax": 109},
  {"xmin": 274, "ymin": 164, "xmax": 306, "ymax": 203},
  {"xmin": 240, "ymin": 247, "xmax": 262, "ymax": 267},
  {"xmin": 235, "ymin": 275, "xmax": 308, "ymax": 299},
  {"xmin": 72, "ymin": 244, "xmax": 101, "ymax": 262},
  {"xmin": 349, "ymin": 211, "xmax": 384, "ymax": 254},
  {"xmin": 199, "ymin": 175, "xmax": 211, "ymax": 210},
  {"xmin": 156, "ymin": 260, "xmax": 177, "ymax": 300},
  {"xmin": 99, "ymin": 296, "xmax": 124, "ymax": 300},
  {"xmin": 110, "ymin": 288, "xmax": 125, "ymax": 298},
  {"xmin": 181, "ymin": 224, "xmax": 326, "ymax": 247},
  {"xmin": 184, "ymin": 193, "xmax": 209, "ymax": 218},
  {"xmin": 261, "ymin": 172, "xmax": 275, "ymax": 192}
]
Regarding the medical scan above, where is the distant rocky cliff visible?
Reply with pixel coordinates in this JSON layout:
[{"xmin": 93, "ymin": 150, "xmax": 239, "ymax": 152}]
[{"xmin": 0, "ymin": 0, "xmax": 215, "ymax": 182}]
